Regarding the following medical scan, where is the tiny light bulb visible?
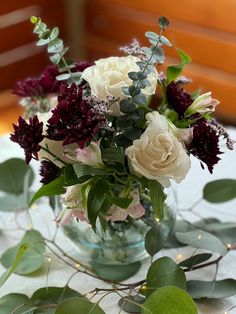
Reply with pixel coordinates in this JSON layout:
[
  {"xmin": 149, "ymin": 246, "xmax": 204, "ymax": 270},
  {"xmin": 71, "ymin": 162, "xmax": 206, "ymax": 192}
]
[
  {"xmin": 155, "ymin": 217, "xmax": 160, "ymax": 222},
  {"xmin": 28, "ymin": 223, "xmax": 33, "ymax": 229},
  {"xmin": 198, "ymin": 234, "xmax": 202, "ymax": 240},
  {"xmin": 176, "ymin": 254, "xmax": 184, "ymax": 262},
  {"xmin": 47, "ymin": 257, "xmax": 52, "ymax": 263},
  {"xmin": 227, "ymin": 244, "xmax": 232, "ymax": 249},
  {"xmin": 75, "ymin": 263, "xmax": 80, "ymax": 268}
]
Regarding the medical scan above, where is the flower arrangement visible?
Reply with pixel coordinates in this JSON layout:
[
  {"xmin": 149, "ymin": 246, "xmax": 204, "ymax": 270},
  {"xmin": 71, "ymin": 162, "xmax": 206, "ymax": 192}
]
[{"xmin": 1, "ymin": 15, "xmax": 236, "ymax": 314}]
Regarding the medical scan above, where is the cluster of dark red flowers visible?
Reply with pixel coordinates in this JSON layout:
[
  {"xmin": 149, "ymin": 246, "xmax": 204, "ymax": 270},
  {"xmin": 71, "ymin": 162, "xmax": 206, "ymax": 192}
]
[
  {"xmin": 46, "ymin": 83, "xmax": 106, "ymax": 147},
  {"xmin": 167, "ymin": 82, "xmax": 222, "ymax": 173},
  {"xmin": 10, "ymin": 116, "xmax": 44, "ymax": 164},
  {"xmin": 39, "ymin": 160, "xmax": 61, "ymax": 184}
]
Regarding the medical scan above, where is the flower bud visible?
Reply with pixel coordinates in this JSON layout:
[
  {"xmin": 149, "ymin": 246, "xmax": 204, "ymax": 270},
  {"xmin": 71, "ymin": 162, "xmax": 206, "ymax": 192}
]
[
  {"xmin": 184, "ymin": 92, "xmax": 219, "ymax": 117},
  {"xmin": 75, "ymin": 142, "xmax": 104, "ymax": 168}
]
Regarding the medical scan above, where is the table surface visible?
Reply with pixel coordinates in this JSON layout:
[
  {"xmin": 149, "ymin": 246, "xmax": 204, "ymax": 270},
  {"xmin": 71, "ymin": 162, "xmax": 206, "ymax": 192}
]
[{"xmin": 1, "ymin": 131, "xmax": 236, "ymax": 314}]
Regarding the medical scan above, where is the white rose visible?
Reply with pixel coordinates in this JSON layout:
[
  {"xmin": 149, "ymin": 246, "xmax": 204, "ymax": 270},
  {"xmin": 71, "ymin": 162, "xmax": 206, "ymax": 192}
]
[
  {"xmin": 125, "ymin": 112, "xmax": 191, "ymax": 187},
  {"xmin": 81, "ymin": 56, "xmax": 158, "ymax": 116}
]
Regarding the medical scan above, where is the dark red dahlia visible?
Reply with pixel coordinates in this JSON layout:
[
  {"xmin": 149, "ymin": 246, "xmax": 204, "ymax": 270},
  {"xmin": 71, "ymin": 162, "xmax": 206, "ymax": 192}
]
[
  {"xmin": 167, "ymin": 82, "xmax": 192, "ymax": 117},
  {"xmin": 39, "ymin": 160, "xmax": 61, "ymax": 184},
  {"xmin": 10, "ymin": 116, "xmax": 44, "ymax": 164},
  {"xmin": 46, "ymin": 83, "xmax": 106, "ymax": 148},
  {"xmin": 189, "ymin": 121, "xmax": 222, "ymax": 173}
]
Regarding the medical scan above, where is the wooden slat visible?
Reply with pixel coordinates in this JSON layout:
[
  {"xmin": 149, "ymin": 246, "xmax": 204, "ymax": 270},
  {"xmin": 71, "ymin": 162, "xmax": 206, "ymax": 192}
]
[
  {"xmin": 85, "ymin": 4, "xmax": 236, "ymax": 75},
  {"xmin": 84, "ymin": 34, "xmax": 236, "ymax": 121},
  {"xmin": 89, "ymin": 0, "xmax": 236, "ymax": 34}
]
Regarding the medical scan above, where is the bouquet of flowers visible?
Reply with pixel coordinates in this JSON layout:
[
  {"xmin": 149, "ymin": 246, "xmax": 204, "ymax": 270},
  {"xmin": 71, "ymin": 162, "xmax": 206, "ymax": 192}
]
[{"xmin": 10, "ymin": 16, "xmax": 233, "ymax": 259}]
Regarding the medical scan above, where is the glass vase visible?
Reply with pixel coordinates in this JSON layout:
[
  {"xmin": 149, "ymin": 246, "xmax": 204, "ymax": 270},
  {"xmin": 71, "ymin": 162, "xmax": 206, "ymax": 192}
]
[{"xmin": 62, "ymin": 201, "xmax": 176, "ymax": 266}]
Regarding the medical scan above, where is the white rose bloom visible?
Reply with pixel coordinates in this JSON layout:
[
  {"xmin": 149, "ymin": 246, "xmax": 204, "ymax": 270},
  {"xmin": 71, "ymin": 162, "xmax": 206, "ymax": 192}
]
[
  {"xmin": 125, "ymin": 112, "xmax": 191, "ymax": 187},
  {"xmin": 81, "ymin": 56, "xmax": 158, "ymax": 116}
]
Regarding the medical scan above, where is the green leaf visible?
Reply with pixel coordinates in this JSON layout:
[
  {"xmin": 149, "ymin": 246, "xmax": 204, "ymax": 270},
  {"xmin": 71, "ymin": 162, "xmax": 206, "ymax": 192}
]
[
  {"xmin": 48, "ymin": 38, "xmax": 63, "ymax": 53},
  {"xmin": 176, "ymin": 230, "xmax": 227, "ymax": 256},
  {"xmin": 179, "ymin": 253, "xmax": 212, "ymax": 268},
  {"xmin": 145, "ymin": 31, "xmax": 159, "ymax": 42},
  {"xmin": 141, "ymin": 286, "xmax": 197, "ymax": 314},
  {"xmin": 203, "ymin": 179, "xmax": 236, "ymax": 203},
  {"xmin": 91, "ymin": 262, "xmax": 141, "ymax": 282},
  {"xmin": 0, "ymin": 293, "xmax": 31, "ymax": 314},
  {"xmin": 145, "ymin": 225, "xmax": 166, "ymax": 256},
  {"xmin": 31, "ymin": 286, "xmax": 81, "ymax": 311},
  {"xmin": 160, "ymin": 35, "xmax": 172, "ymax": 46},
  {"xmin": 0, "ymin": 158, "xmax": 34, "ymax": 195},
  {"xmin": 148, "ymin": 180, "xmax": 166, "ymax": 220},
  {"xmin": 56, "ymin": 73, "xmax": 71, "ymax": 81},
  {"xmin": 146, "ymin": 257, "xmax": 186, "ymax": 296},
  {"xmin": 55, "ymin": 297, "xmax": 105, "ymax": 314},
  {"xmin": 123, "ymin": 128, "xmax": 142, "ymax": 141},
  {"xmin": 166, "ymin": 49, "xmax": 191, "ymax": 85},
  {"xmin": 73, "ymin": 164, "xmax": 104, "ymax": 179},
  {"xmin": 50, "ymin": 53, "xmax": 61, "ymax": 64},
  {"xmin": 101, "ymin": 147, "xmax": 124, "ymax": 165},
  {"xmin": 118, "ymin": 295, "xmax": 144, "ymax": 313},
  {"xmin": 133, "ymin": 93, "xmax": 147, "ymax": 105},
  {"xmin": 158, "ymin": 16, "xmax": 170, "ymax": 30},
  {"xmin": 188, "ymin": 279, "xmax": 236, "ymax": 299},
  {"xmin": 30, "ymin": 176, "xmax": 66, "ymax": 206},
  {"xmin": 1, "ymin": 230, "xmax": 45, "ymax": 275},
  {"xmin": 87, "ymin": 180, "xmax": 108, "ymax": 229},
  {"xmin": 50, "ymin": 27, "xmax": 59, "ymax": 40},
  {"xmin": 0, "ymin": 243, "xmax": 28, "ymax": 287},
  {"xmin": 107, "ymin": 196, "xmax": 133, "ymax": 208},
  {"xmin": 0, "ymin": 192, "xmax": 33, "ymax": 211},
  {"xmin": 120, "ymin": 99, "xmax": 136, "ymax": 113}
]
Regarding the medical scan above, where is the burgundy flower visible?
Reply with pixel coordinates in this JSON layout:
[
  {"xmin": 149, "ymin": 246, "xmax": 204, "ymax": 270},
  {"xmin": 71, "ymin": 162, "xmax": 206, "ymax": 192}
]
[
  {"xmin": 13, "ymin": 61, "xmax": 93, "ymax": 98},
  {"xmin": 189, "ymin": 121, "xmax": 222, "ymax": 173},
  {"xmin": 46, "ymin": 83, "xmax": 106, "ymax": 148},
  {"xmin": 39, "ymin": 160, "xmax": 61, "ymax": 184},
  {"xmin": 167, "ymin": 82, "xmax": 192, "ymax": 117},
  {"xmin": 10, "ymin": 116, "xmax": 44, "ymax": 164}
]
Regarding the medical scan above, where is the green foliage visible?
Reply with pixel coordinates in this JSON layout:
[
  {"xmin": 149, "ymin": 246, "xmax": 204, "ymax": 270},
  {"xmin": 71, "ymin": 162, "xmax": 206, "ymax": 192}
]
[
  {"xmin": 145, "ymin": 225, "xmax": 166, "ymax": 256},
  {"xmin": 141, "ymin": 286, "xmax": 197, "ymax": 314},
  {"xmin": 91, "ymin": 262, "xmax": 141, "ymax": 282},
  {"xmin": 118, "ymin": 295, "xmax": 145, "ymax": 313},
  {"xmin": 158, "ymin": 16, "xmax": 170, "ymax": 30},
  {"xmin": 30, "ymin": 176, "xmax": 66, "ymax": 206},
  {"xmin": 0, "ymin": 287, "xmax": 81, "ymax": 313},
  {"xmin": 0, "ymin": 158, "xmax": 34, "ymax": 195},
  {"xmin": 148, "ymin": 180, "xmax": 166, "ymax": 220},
  {"xmin": 176, "ymin": 230, "xmax": 227, "ymax": 256},
  {"xmin": 101, "ymin": 147, "xmax": 125, "ymax": 165},
  {"xmin": 179, "ymin": 253, "xmax": 212, "ymax": 269},
  {"xmin": 0, "ymin": 230, "xmax": 45, "ymax": 275},
  {"xmin": 145, "ymin": 257, "xmax": 186, "ymax": 296},
  {"xmin": 203, "ymin": 179, "xmax": 236, "ymax": 203},
  {"xmin": 166, "ymin": 49, "xmax": 191, "ymax": 85},
  {"xmin": 55, "ymin": 297, "xmax": 105, "ymax": 314},
  {"xmin": 0, "ymin": 192, "xmax": 34, "ymax": 212},
  {"xmin": 188, "ymin": 279, "xmax": 236, "ymax": 299}
]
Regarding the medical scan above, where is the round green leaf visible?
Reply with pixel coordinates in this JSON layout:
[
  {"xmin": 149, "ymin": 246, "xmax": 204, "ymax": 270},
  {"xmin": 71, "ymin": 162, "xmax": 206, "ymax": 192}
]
[
  {"xmin": 179, "ymin": 253, "xmax": 212, "ymax": 268},
  {"xmin": 0, "ymin": 158, "xmax": 34, "ymax": 194},
  {"xmin": 188, "ymin": 279, "xmax": 236, "ymax": 299},
  {"xmin": 145, "ymin": 226, "xmax": 166, "ymax": 256},
  {"xmin": 55, "ymin": 297, "xmax": 105, "ymax": 314},
  {"xmin": 146, "ymin": 257, "xmax": 186, "ymax": 296},
  {"xmin": 118, "ymin": 295, "xmax": 144, "ymax": 313},
  {"xmin": 91, "ymin": 262, "xmax": 141, "ymax": 282},
  {"xmin": 176, "ymin": 230, "xmax": 227, "ymax": 256},
  {"xmin": 0, "ymin": 293, "xmax": 31, "ymax": 313},
  {"xmin": 1, "ymin": 230, "xmax": 45, "ymax": 274},
  {"xmin": 203, "ymin": 179, "xmax": 236, "ymax": 203},
  {"xmin": 141, "ymin": 286, "xmax": 197, "ymax": 314}
]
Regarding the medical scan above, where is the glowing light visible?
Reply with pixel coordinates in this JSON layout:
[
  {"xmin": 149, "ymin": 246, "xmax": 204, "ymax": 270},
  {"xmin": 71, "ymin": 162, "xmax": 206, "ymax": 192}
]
[
  {"xmin": 47, "ymin": 257, "xmax": 52, "ymax": 263},
  {"xmin": 155, "ymin": 218, "xmax": 160, "ymax": 222},
  {"xmin": 28, "ymin": 223, "xmax": 33, "ymax": 229},
  {"xmin": 198, "ymin": 234, "xmax": 202, "ymax": 240},
  {"xmin": 75, "ymin": 263, "xmax": 80, "ymax": 269},
  {"xmin": 227, "ymin": 244, "xmax": 232, "ymax": 249},
  {"xmin": 176, "ymin": 254, "xmax": 184, "ymax": 262}
]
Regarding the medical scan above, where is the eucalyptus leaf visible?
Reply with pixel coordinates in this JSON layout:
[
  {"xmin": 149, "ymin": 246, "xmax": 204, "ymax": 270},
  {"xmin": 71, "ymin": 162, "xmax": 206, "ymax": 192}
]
[
  {"xmin": 188, "ymin": 279, "xmax": 236, "ymax": 299},
  {"xmin": 0, "ymin": 293, "xmax": 31, "ymax": 314},
  {"xmin": 146, "ymin": 257, "xmax": 186, "ymax": 296},
  {"xmin": 55, "ymin": 297, "xmax": 105, "ymax": 314},
  {"xmin": 50, "ymin": 27, "xmax": 59, "ymax": 40},
  {"xmin": 145, "ymin": 31, "xmax": 159, "ymax": 42},
  {"xmin": 145, "ymin": 225, "xmax": 166, "ymax": 256},
  {"xmin": 0, "ymin": 192, "xmax": 33, "ymax": 211},
  {"xmin": 0, "ymin": 158, "xmax": 34, "ymax": 195},
  {"xmin": 179, "ymin": 253, "xmax": 212, "ymax": 268},
  {"xmin": 91, "ymin": 262, "xmax": 141, "ymax": 282},
  {"xmin": 50, "ymin": 53, "xmax": 61, "ymax": 64},
  {"xmin": 133, "ymin": 93, "xmax": 147, "ymax": 105},
  {"xmin": 1, "ymin": 230, "xmax": 45, "ymax": 275},
  {"xmin": 56, "ymin": 73, "xmax": 71, "ymax": 81},
  {"xmin": 118, "ymin": 295, "xmax": 145, "ymax": 313},
  {"xmin": 160, "ymin": 35, "xmax": 172, "ymax": 46},
  {"xmin": 158, "ymin": 16, "xmax": 170, "ymax": 30},
  {"xmin": 176, "ymin": 230, "xmax": 227, "ymax": 256},
  {"xmin": 47, "ymin": 38, "xmax": 63, "ymax": 53},
  {"xmin": 0, "ymin": 243, "xmax": 28, "ymax": 287},
  {"xmin": 141, "ymin": 286, "xmax": 197, "ymax": 314},
  {"xmin": 203, "ymin": 179, "xmax": 236, "ymax": 203},
  {"xmin": 120, "ymin": 99, "xmax": 136, "ymax": 113}
]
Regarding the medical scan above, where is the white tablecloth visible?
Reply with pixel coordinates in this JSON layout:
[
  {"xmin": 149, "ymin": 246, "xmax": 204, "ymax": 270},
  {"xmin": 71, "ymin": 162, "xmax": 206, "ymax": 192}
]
[{"xmin": 1, "ymin": 131, "xmax": 236, "ymax": 314}]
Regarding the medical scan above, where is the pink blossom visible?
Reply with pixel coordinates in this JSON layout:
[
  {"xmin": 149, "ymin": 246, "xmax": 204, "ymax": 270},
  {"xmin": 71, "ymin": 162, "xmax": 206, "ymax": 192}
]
[{"xmin": 75, "ymin": 141, "xmax": 104, "ymax": 168}]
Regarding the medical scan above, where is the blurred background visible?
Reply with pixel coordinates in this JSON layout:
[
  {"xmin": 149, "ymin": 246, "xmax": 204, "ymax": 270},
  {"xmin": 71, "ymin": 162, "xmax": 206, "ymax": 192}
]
[{"xmin": 1, "ymin": 0, "xmax": 236, "ymax": 134}]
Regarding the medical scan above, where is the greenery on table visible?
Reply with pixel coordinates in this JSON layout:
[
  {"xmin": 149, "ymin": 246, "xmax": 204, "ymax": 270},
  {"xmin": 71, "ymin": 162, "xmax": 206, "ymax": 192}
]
[{"xmin": 1, "ymin": 158, "xmax": 236, "ymax": 313}]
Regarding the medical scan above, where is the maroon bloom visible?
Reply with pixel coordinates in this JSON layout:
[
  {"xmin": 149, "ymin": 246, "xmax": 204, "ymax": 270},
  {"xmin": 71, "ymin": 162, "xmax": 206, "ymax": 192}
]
[
  {"xmin": 189, "ymin": 121, "xmax": 222, "ymax": 173},
  {"xmin": 167, "ymin": 82, "xmax": 192, "ymax": 117},
  {"xmin": 46, "ymin": 83, "xmax": 106, "ymax": 148},
  {"xmin": 10, "ymin": 116, "xmax": 44, "ymax": 164},
  {"xmin": 13, "ymin": 61, "xmax": 93, "ymax": 98},
  {"xmin": 39, "ymin": 160, "xmax": 61, "ymax": 184}
]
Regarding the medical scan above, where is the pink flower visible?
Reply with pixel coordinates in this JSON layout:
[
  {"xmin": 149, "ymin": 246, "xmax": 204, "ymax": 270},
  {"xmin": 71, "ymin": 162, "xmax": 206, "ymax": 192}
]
[
  {"xmin": 56, "ymin": 208, "xmax": 87, "ymax": 225},
  {"xmin": 184, "ymin": 92, "xmax": 219, "ymax": 117},
  {"xmin": 75, "ymin": 141, "xmax": 104, "ymax": 168},
  {"xmin": 108, "ymin": 189, "xmax": 145, "ymax": 222}
]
